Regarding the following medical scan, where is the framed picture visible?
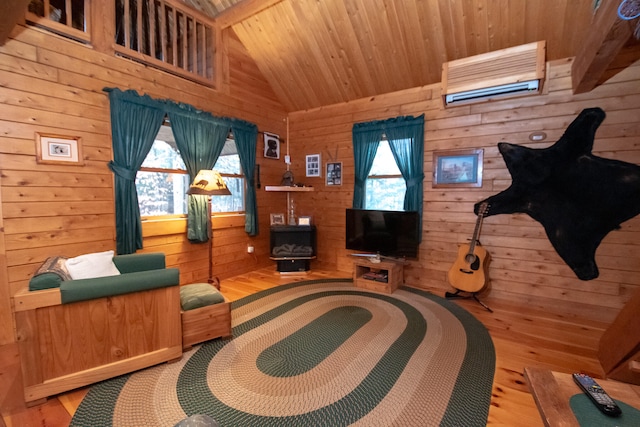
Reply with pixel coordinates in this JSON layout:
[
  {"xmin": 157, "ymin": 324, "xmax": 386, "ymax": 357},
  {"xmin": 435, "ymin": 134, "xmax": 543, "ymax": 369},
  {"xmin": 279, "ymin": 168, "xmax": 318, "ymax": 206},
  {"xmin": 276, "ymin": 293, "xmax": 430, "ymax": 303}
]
[
  {"xmin": 326, "ymin": 162, "xmax": 342, "ymax": 186},
  {"xmin": 264, "ymin": 132, "xmax": 280, "ymax": 159},
  {"xmin": 298, "ymin": 216, "xmax": 312, "ymax": 226},
  {"xmin": 306, "ymin": 154, "xmax": 321, "ymax": 177},
  {"xmin": 433, "ymin": 148, "xmax": 483, "ymax": 188},
  {"xmin": 35, "ymin": 133, "xmax": 83, "ymax": 165},
  {"xmin": 270, "ymin": 213, "xmax": 285, "ymax": 225}
]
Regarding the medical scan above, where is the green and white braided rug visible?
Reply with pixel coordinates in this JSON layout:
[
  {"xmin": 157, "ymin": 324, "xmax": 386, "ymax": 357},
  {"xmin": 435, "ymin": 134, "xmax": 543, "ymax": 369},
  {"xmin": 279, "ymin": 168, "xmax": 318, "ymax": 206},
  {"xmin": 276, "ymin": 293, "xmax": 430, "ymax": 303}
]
[{"xmin": 71, "ymin": 279, "xmax": 495, "ymax": 426}]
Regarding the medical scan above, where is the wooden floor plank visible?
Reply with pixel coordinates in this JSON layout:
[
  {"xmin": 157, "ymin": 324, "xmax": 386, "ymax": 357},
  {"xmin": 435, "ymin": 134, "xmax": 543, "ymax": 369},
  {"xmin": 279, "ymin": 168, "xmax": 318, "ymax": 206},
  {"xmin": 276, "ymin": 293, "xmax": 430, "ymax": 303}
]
[{"xmin": 1, "ymin": 267, "xmax": 607, "ymax": 426}]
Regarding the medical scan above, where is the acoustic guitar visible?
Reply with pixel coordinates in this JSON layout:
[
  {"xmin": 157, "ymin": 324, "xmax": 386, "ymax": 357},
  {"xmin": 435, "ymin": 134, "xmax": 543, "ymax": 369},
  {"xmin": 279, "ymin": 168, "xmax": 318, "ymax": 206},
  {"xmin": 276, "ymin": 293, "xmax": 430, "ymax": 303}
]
[{"xmin": 447, "ymin": 202, "xmax": 491, "ymax": 293}]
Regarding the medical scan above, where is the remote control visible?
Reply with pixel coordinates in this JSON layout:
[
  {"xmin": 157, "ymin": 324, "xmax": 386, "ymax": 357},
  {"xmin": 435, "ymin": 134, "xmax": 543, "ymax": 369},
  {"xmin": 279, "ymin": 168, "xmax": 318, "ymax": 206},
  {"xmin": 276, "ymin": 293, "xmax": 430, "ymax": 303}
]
[{"xmin": 572, "ymin": 373, "xmax": 622, "ymax": 417}]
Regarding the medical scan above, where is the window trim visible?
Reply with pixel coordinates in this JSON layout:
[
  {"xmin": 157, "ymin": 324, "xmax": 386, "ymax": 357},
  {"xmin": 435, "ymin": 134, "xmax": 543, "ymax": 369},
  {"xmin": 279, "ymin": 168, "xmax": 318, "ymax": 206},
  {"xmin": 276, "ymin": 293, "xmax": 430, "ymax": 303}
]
[
  {"xmin": 26, "ymin": 0, "xmax": 91, "ymax": 43},
  {"xmin": 137, "ymin": 138, "xmax": 246, "ymax": 220},
  {"xmin": 141, "ymin": 212, "xmax": 246, "ymax": 237},
  {"xmin": 364, "ymin": 141, "xmax": 405, "ymax": 211},
  {"xmin": 367, "ymin": 174, "xmax": 402, "ymax": 180}
]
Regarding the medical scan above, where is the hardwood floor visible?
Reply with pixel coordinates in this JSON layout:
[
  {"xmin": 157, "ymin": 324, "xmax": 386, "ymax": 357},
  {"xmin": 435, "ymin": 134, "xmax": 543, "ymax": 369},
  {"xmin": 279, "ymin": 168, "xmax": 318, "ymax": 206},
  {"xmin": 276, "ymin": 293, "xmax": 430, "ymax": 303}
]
[{"xmin": 0, "ymin": 267, "xmax": 608, "ymax": 426}]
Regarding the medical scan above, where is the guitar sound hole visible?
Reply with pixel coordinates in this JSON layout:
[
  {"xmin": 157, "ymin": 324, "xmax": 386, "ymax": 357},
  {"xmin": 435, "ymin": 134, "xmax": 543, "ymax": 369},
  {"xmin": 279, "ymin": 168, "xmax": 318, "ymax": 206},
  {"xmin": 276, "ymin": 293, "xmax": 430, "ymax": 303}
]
[{"xmin": 461, "ymin": 253, "xmax": 480, "ymax": 272}]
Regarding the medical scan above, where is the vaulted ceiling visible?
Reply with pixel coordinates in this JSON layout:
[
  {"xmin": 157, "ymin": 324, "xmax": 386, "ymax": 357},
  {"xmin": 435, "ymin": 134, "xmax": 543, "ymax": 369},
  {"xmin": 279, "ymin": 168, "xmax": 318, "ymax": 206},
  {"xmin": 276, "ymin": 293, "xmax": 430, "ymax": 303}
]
[
  {"xmin": 184, "ymin": 1, "xmax": 639, "ymax": 111},
  {"xmin": 1, "ymin": 1, "xmax": 636, "ymax": 112}
]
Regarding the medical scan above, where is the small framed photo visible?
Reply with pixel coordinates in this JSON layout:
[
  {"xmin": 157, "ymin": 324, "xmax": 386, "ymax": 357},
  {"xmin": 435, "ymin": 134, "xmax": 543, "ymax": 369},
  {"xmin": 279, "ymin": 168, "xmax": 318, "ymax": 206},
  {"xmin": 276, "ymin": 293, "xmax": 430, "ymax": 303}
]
[
  {"xmin": 306, "ymin": 154, "xmax": 321, "ymax": 177},
  {"xmin": 270, "ymin": 213, "xmax": 285, "ymax": 225},
  {"xmin": 433, "ymin": 148, "xmax": 483, "ymax": 188},
  {"xmin": 264, "ymin": 132, "xmax": 280, "ymax": 160},
  {"xmin": 298, "ymin": 216, "xmax": 312, "ymax": 226},
  {"xmin": 326, "ymin": 162, "xmax": 342, "ymax": 186},
  {"xmin": 35, "ymin": 133, "xmax": 83, "ymax": 165}
]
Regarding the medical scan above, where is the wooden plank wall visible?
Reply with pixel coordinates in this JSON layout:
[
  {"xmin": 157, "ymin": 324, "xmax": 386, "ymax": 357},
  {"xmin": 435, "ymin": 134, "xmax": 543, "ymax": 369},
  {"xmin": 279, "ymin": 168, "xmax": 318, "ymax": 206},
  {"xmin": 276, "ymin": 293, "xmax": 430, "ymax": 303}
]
[
  {"xmin": 288, "ymin": 56, "xmax": 640, "ymax": 324},
  {"xmin": 0, "ymin": 25, "xmax": 288, "ymax": 345}
]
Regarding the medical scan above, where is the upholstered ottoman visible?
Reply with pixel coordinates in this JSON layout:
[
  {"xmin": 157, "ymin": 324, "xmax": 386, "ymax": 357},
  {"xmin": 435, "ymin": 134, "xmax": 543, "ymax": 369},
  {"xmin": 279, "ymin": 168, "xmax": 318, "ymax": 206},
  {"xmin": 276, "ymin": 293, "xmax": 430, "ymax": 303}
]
[{"xmin": 180, "ymin": 283, "xmax": 232, "ymax": 350}]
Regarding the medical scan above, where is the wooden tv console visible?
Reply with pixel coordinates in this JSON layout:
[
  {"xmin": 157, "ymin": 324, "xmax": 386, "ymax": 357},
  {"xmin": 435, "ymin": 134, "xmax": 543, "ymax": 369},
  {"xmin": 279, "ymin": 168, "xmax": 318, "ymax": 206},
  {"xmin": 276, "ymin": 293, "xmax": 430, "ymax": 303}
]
[{"xmin": 352, "ymin": 257, "xmax": 404, "ymax": 294}]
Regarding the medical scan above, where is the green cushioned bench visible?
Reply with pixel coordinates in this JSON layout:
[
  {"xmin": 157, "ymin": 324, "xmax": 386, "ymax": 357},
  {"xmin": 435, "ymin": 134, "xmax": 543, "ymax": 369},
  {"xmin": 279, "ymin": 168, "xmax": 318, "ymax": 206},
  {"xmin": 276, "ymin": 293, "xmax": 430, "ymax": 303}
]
[
  {"xmin": 16, "ymin": 252, "xmax": 182, "ymax": 405},
  {"xmin": 29, "ymin": 252, "xmax": 180, "ymax": 304}
]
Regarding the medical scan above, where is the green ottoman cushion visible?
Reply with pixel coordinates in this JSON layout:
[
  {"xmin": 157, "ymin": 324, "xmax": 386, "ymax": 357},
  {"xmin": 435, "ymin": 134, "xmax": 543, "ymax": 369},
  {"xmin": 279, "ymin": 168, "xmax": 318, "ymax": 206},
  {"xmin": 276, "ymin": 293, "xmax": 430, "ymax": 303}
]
[{"xmin": 180, "ymin": 283, "xmax": 225, "ymax": 311}]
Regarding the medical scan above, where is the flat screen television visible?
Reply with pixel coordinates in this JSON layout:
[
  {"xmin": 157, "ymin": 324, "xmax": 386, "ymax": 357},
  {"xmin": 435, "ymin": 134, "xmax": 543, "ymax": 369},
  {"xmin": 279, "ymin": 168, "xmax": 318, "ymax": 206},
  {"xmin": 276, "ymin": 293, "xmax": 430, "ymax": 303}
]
[{"xmin": 345, "ymin": 208, "xmax": 420, "ymax": 259}]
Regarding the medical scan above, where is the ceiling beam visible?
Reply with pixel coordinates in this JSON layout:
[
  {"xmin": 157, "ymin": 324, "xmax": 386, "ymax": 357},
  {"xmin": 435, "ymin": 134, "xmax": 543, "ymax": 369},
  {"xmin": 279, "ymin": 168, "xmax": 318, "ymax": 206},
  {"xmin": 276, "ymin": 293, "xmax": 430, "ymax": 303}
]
[
  {"xmin": 215, "ymin": 0, "xmax": 285, "ymax": 28},
  {"xmin": 571, "ymin": 0, "xmax": 635, "ymax": 94}
]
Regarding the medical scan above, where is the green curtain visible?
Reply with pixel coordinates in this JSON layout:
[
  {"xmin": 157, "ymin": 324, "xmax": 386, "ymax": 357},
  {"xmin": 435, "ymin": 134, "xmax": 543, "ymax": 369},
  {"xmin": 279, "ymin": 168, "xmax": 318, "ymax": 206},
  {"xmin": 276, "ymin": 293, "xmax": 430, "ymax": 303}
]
[
  {"xmin": 351, "ymin": 115, "xmax": 425, "ymax": 237},
  {"xmin": 105, "ymin": 88, "xmax": 260, "ymax": 248},
  {"xmin": 351, "ymin": 125, "xmax": 382, "ymax": 209},
  {"xmin": 386, "ymin": 115, "xmax": 425, "ymax": 238},
  {"xmin": 231, "ymin": 119, "xmax": 259, "ymax": 236},
  {"xmin": 106, "ymin": 88, "xmax": 166, "ymax": 254},
  {"xmin": 168, "ymin": 106, "xmax": 229, "ymax": 243}
]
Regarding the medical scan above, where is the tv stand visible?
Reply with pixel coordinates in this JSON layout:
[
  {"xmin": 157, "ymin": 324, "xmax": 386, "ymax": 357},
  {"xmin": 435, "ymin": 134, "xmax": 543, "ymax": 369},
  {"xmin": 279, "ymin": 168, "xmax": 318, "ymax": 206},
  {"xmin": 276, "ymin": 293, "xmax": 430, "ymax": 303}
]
[
  {"xmin": 352, "ymin": 257, "xmax": 404, "ymax": 294},
  {"xmin": 350, "ymin": 253, "xmax": 379, "ymax": 258}
]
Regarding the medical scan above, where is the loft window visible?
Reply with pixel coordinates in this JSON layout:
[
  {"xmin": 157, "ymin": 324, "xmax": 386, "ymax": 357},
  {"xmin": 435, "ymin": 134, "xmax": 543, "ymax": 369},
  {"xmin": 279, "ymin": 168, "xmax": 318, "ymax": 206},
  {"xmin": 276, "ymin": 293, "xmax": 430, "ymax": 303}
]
[
  {"xmin": 136, "ymin": 122, "xmax": 245, "ymax": 217},
  {"xmin": 365, "ymin": 139, "xmax": 405, "ymax": 211},
  {"xmin": 115, "ymin": 0, "xmax": 215, "ymax": 85},
  {"xmin": 26, "ymin": 1, "xmax": 216, "ymax": 85},
  {"xmin": 26, "ymin": 0, "xmax": 90, "ymax": 43}
]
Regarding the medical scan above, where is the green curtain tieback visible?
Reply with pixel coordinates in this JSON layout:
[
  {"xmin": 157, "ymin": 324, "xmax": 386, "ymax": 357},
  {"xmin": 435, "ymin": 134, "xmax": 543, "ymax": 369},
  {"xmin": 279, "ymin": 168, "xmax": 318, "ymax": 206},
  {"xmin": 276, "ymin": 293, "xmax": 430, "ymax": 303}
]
[
  {"xmin": 406, "ymin": 175, "xmax": 425, "ymax": 187},
  {"xmin": 108, "ymin": 161, "xmax": 137, "ymax": 181}
]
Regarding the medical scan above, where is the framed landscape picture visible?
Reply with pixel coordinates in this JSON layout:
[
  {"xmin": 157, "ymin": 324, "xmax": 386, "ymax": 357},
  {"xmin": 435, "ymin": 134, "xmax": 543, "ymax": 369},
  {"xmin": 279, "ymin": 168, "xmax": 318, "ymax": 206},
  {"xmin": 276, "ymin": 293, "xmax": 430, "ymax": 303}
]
[{"xmin": 433, "ymin": 148, "xmax": 483, "ymax": 188}]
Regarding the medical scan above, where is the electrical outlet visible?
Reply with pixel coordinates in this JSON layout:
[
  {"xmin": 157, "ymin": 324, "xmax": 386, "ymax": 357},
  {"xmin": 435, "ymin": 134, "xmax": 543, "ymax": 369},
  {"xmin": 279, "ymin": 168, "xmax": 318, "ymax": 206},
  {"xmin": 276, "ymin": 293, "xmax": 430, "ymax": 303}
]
[{"xmin": 247, "ymin": 245, "xmax": 255, "ymax": 254}]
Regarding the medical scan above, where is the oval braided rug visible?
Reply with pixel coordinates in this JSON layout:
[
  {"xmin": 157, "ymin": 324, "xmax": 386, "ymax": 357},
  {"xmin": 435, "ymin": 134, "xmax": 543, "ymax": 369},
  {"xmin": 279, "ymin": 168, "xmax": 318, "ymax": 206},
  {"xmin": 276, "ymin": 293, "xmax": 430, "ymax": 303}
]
[{"xmin": 70, "ymin": 279, "xmax": 495, "ymax": 427}]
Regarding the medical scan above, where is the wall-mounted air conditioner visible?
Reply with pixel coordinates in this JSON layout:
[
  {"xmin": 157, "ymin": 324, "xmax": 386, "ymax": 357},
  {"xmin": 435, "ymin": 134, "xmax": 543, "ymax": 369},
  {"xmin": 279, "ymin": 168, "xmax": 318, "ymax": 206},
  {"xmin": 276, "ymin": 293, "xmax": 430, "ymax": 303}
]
[{"xmin": 442, "ymin": 41, "xmax": 546, "ymax": 107}]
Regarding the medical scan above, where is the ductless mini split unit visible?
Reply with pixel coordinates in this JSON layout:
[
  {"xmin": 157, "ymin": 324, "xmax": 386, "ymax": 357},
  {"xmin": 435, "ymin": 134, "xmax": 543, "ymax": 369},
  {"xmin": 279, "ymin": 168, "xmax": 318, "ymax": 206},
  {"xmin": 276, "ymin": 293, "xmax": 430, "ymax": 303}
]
[{"xmin": 442, "ymin": 41, "xmax": 546, "ymax": 106}]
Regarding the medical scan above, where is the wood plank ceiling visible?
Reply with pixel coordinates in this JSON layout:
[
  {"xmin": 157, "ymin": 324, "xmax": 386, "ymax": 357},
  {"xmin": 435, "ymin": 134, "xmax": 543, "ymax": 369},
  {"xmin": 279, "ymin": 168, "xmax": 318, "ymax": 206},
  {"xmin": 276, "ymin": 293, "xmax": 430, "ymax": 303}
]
[{"xmin": 183, "ymin": 0, "xmax": 629, "ymax": 112}]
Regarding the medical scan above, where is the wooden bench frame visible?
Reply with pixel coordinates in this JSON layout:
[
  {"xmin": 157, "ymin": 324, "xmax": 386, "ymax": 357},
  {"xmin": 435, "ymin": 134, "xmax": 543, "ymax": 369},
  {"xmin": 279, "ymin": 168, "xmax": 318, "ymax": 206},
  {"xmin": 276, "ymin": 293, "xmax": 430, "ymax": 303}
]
[{"xmin": 13, "ymin": 285, "xmax": 182, "ymax": 405}]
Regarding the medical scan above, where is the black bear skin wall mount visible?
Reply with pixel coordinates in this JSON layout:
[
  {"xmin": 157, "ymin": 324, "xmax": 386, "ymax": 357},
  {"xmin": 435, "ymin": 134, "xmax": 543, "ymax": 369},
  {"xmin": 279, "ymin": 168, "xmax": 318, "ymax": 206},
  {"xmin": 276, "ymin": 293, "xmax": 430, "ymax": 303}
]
[{"xmin": 475, "ymin": 107, "xmax": 640, "ymax": 280}]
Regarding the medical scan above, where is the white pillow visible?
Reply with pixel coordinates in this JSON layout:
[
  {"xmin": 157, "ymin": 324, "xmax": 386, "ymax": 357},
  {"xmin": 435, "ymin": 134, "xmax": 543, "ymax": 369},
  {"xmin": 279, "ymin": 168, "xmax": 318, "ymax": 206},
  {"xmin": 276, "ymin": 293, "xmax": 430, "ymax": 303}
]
[{"xmin": 65, "ymin": 250, "xmax": 121, "ymax": 280}]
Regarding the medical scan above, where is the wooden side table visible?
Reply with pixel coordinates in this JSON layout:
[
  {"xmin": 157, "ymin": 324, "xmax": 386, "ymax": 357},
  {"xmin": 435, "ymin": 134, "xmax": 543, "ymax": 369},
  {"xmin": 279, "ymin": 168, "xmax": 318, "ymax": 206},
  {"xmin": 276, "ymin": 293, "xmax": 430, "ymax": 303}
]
[
  {"xmin": 524, "ymin": 367, "xmax": 640, "ymax": 427},
  {"xmin": 352, "ymin": 257, "xmax": 404, "ymax": 294}
]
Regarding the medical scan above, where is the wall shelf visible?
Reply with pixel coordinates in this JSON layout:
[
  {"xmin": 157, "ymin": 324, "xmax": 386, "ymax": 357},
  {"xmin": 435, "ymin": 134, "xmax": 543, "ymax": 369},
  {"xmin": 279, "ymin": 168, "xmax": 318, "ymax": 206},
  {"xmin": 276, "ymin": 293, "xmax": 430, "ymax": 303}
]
[
  {"xmin": 265, "ymin": 186, "xmax": 314, "ymax": 192},
  {"xmin": 265, "ymin": 185, "xmax": 314, "ymax": 226}
]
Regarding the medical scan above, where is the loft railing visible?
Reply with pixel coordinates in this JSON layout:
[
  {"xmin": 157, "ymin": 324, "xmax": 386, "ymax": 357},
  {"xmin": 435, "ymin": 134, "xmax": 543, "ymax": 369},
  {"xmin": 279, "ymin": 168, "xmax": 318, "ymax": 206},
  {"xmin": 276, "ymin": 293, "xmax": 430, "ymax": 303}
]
[
  {"xmin": 26, "ymin": 0, "xmax": 217, "ymax": 86},
  {"xmin": 115, "ymin": 0, "xmax": 216, "ymax": 86}
]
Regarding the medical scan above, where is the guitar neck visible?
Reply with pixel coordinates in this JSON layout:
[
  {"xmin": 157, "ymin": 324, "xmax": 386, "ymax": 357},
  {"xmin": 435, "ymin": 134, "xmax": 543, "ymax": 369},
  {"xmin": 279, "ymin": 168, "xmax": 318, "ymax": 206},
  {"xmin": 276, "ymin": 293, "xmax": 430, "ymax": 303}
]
[{"xmin": 468, "ymin": 203, "xmax": 488, "ymax": 254}]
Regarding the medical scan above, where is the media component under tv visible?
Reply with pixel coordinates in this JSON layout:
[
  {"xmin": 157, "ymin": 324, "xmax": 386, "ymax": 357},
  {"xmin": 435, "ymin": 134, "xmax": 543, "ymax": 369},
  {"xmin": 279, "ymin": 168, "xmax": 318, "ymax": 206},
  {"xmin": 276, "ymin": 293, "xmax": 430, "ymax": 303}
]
[{"xmin": 346, "ymin": 208, "xmax": 420, "ymax": 259}]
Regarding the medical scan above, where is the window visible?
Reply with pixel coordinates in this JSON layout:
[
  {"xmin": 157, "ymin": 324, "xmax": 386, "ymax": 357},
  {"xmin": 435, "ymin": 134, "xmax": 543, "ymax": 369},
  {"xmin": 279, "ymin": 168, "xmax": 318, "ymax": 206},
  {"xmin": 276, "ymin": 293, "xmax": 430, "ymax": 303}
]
[
  {"xmin": 210, "ymin": 143, "xmax": 245, "ymax": 213},
  {"xmin": 365, "ymin": 140, "xmax": 405, "ymax": 211},
  {"xmin": 136, "ymin": 123, "xmax": 245, "ymax": 217},
  {"xmin": 27, "ymin": 0, "xmax": 90, "ymax": 42}
]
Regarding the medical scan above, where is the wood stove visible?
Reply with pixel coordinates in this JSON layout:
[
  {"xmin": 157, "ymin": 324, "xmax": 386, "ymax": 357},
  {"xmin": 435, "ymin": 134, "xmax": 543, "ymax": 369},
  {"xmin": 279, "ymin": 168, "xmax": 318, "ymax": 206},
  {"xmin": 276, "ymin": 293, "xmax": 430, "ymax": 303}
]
[{"xmin": 270, "ymin": 225, "xmax": 317, "ymax": 272}]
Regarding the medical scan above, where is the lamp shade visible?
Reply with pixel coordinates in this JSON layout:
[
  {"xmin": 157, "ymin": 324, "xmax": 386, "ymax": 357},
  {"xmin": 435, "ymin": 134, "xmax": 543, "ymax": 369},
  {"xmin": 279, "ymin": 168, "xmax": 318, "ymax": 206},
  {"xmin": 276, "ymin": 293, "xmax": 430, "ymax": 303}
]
[{"xmin": 186, "ymin": 169, "xmax": 231, "ymax": 196}]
